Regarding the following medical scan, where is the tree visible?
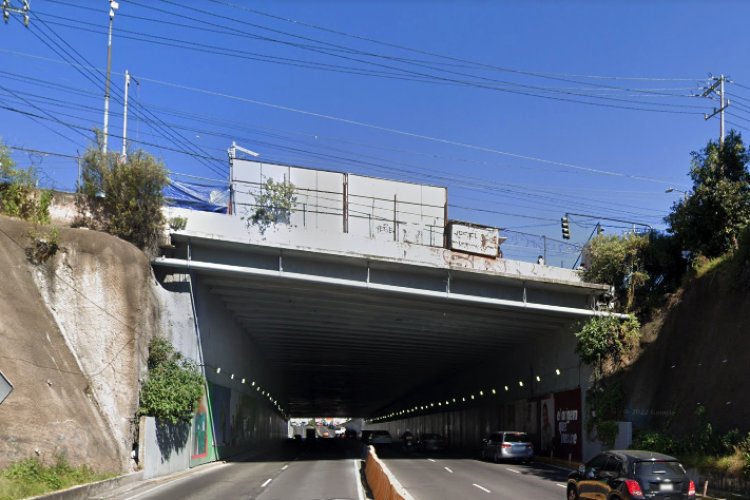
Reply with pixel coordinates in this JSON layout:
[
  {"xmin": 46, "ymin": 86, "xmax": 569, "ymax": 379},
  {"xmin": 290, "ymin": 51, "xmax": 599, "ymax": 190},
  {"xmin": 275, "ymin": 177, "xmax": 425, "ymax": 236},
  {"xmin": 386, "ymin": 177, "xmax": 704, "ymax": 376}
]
[
  {"xmin": 583, "ymin": 233, "xmax": 650, "ymax": 312},
  {"xmin": 78, "ymin": 135, "xmax": 168, "ymax": 252},
  {"xmin": 666, "ymin": 131, "xmax": 750, "ymax": 258},
  {"xmin": 242, "ymin": 177, "xmax": 297, "ymax": 233},
  {"xmin": 0, "ymin": 140, "xmax": 52, "ymax": 224}
]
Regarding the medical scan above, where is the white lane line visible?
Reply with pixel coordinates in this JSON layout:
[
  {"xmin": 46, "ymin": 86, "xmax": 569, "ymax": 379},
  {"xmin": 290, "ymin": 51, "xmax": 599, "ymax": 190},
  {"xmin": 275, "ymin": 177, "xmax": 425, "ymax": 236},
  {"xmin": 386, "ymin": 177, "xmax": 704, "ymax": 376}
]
[
  {"xmin": 444, "ymin": 466, "xmax": 453, "ymax": 473},
  {"xmin": 353, "ymin": 459, "xmax": 365, "ymax": 500},
  {"xmin": 473, "ymin": 483, "xmax": 491, "ymax": 493},
  {"xmin": 261, "ymin": 478, "xmax": 272, "ymax": 488},
  {"xmin": 281, "ymin": 464, "xmax": 289, "ymax": 471},
  {"xmin": 122, "ymin": 462, "xmax": 230, "ymax": 500},
  {"xmin": 427, "ymin": 458, "xmax": 436, "ymax": 462},
  {"xmin": 557, "ymin": 483, "xmax": 567, "ymax": 489},
  {"xmin": 506, "ymin": 467, "xmax": 521, "ymax": 474}
]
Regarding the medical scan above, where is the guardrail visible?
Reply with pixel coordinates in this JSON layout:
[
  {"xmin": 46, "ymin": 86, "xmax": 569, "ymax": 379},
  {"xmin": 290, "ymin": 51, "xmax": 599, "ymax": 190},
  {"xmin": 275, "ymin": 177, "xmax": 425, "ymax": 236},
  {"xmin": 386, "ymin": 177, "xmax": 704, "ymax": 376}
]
[{"xmin": 364, "ymin": 445, "xmax": 414, "ymax": 500}]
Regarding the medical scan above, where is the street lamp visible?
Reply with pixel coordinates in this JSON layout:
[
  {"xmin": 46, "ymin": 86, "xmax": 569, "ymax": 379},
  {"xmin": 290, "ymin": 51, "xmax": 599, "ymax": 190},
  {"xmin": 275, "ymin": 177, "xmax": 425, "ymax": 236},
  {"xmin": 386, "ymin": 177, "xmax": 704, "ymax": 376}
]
[{"xmin": 665, "ymin": 187, "xmax": 688, "ymax": 200}]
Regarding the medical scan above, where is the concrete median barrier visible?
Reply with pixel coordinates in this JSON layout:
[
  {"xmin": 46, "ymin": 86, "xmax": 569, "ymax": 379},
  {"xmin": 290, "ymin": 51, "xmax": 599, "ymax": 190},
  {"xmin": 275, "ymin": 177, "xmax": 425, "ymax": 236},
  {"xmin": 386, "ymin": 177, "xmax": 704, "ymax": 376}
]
[{"xmin": 364, "ymin": 445, "xmax": 414, "ymax": 500}]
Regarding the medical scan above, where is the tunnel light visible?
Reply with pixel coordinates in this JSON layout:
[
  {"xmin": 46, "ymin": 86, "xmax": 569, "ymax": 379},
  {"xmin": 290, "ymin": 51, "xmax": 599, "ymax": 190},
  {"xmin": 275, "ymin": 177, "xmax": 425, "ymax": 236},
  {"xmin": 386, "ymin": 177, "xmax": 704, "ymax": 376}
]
[
  {"xmin": 438, "ymin": 402, "xmax": 442, "ymax": 406},
  {"xmin": 445, "ymin": 400, "xmax": 449, "ymax": 405},
  {"xmin": 471, "ymin": 395, "xmax": 475, "ymax": 400},
  {"xmin": 430, "ymin": 403, "xmax": 434, "ymax": 407},
  {"xmin": 479, "ymin": 390, "xmax": 484, "ymax": 396},
  {"xmin": 518, "ymin": 381, "xmax": 524, "ymax": 387},
  {"xmin": 241, "ymin": 378, "xmax": 246, "ymax": 384},
  {"xmin": 262, "ymin": 391, "xmax": 266, "ymax": 395},
  {"xmin": 251, "ymin": 381, "xmax": 256, "ymax": 386},
  {"xmin": 536, "ymin": 375, "xmax": 541, "ymax": 382},
  {"xmin": 462, "ymin": 397, "xmax": 466, "ymax": 402},
  {"xmin": 491, "ymin": 389, "xmax": 496, "ymax": 395},
  {"xmin": 504, "ymin": 385, "xmax": 509, "ymax": 391},
  {"xmin": 231, "ymin": 374, "xmax": 235, "ymax": 380},
  {"xmin": 452, "ymin": 398, "xmax": 456, "ymax": 403},
  {"xmin": 555, "ymin": 368, "xmax": 561, "ymax": 376},
  {"xmin": 256, "ymin": 387, "xmax": 260, "ymax": 391},
  {"xmin": 216, "ymin": 367, "xmax": 221, "ymax": 374}
]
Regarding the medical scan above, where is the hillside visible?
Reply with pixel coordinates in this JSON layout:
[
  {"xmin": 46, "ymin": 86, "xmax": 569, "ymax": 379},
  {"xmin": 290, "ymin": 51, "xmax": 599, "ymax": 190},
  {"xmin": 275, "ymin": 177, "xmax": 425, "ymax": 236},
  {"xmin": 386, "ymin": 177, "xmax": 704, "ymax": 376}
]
[
  {"xmin": 623, "ymin": 257, "xmax": 750, "ymax": 435},
  {"xmin": 0, "ymin": 215, "xmax": 161, "ymax": 471}
]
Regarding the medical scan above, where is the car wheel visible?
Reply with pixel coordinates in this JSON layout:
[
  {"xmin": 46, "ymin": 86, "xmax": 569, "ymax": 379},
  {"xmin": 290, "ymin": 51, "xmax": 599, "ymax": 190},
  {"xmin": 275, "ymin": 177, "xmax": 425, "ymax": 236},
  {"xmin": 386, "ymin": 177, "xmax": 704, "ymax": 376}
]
[{"xmin": 567, "ymin": 486, "xmax": 578, "ymax": 500}]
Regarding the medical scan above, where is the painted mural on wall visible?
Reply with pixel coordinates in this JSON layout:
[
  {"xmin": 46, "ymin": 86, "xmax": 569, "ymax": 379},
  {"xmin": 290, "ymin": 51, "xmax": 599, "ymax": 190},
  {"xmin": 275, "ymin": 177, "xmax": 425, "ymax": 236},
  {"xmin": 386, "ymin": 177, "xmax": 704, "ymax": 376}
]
[{"xmin": 190, "ymin": 391, "xmax": 216, "ymax": 467}]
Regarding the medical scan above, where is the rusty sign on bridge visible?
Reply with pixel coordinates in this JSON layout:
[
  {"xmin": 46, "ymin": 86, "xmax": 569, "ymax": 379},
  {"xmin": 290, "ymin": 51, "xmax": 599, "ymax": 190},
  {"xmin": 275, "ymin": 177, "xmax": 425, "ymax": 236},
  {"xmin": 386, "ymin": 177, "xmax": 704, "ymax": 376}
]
[{"xmin": 448, "ymin": 221, "xmax": 504, "ymax": 257}]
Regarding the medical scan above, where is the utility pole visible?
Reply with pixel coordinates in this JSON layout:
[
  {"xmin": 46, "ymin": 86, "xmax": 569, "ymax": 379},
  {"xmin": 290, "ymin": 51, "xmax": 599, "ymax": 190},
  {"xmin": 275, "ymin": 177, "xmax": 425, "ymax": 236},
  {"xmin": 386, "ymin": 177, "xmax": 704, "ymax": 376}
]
[
  {"xmin": 2, "ymin": 0, "xmax": 30, "ymax": 26},
  {"xmin": 121, "ymin": 70, "xmax": 130, "ymax": 160},
  {"xmin": 703, "ymin": 74, "xmax": 729, "ymax": 146},
  {"xmin": 102, "ymin": 0, "xmax": 119, "ymax": 154}
]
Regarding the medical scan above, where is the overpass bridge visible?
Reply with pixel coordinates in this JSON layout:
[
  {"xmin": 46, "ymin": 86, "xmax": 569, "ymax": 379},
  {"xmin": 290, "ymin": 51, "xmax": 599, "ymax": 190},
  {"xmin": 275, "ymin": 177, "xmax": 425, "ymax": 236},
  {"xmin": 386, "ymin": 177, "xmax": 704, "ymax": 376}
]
[{"xmin": 151, "ymin": 160, "xmax": 617, "ymax": 464}]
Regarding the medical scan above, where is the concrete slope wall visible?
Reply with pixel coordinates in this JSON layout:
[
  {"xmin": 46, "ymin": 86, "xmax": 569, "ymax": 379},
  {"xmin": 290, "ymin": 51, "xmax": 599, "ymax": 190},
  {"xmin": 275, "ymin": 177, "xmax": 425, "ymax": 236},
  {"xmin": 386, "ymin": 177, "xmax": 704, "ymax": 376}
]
[{"xmin": 0, "ymin": 216, "xmax": 125, "ymax": 470}]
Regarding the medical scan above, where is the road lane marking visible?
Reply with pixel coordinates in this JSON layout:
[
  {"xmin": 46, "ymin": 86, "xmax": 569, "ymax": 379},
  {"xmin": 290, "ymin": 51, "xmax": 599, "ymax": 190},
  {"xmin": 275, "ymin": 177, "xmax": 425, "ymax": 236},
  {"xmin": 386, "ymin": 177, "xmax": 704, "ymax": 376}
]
[
  {"xmin": 281, "ymin": 464, "xmax": 289, "ymax": 471},
  {"xmin": 444, "ymin": 466, "xmax": 453, "ymax": 473},
  {"xmin": 261, "ymin": 478, "xmax": 272, "ymax": 488},
  {"xmin": 122, "ymin": 462, "xmax": 230, "ymax": 500},
  {"xmin": 427, "ymin": 458, "xmax": 436, "ymax": 462},
  {"xmin": 473, "ymin": 483, "xmax": 491, "ymax": 493},
  {"xmin": 506, "ymin": 467, "xmax": 521, "ymax": 474},
  {"xmin": 353, "ymin": 459, "xmax": 365, "ymax": 500},
  {"xmin": 557, "ymin": 483, "xmax": 567, "ymax": 488}
]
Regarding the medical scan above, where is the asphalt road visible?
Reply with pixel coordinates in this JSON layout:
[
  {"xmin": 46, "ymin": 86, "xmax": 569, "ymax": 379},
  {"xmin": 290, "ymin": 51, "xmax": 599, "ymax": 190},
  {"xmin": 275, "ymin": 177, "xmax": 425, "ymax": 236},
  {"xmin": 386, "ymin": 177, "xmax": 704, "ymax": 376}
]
[
  {"xmin": 109, "ymin": 439, "xmax": 366, "ymax": 500},
  {"xmin": 377, "ymin": 446, "xmax": 573, "ymax": 500}
]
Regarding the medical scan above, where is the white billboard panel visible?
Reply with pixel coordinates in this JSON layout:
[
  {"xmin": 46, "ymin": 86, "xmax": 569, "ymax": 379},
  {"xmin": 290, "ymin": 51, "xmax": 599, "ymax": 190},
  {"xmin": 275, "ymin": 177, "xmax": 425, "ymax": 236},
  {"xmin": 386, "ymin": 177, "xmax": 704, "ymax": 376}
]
[{"xmin": 449, "ymin": 222, "xmax": 501, "ymax": 257}]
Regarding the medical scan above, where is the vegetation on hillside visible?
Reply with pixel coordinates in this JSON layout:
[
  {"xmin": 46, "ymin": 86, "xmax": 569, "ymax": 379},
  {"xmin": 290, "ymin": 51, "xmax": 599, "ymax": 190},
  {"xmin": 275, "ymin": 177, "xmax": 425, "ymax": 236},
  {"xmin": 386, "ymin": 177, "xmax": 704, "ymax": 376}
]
[
  {"xmin": 0, "ymin": 455, "xmax": 114, "ymax": 500},
  {"xmin": 575, "ymin": 131, "xmax": 750, "ymax": 472},
  {"xmin": 77, "ymin": 135, "xmax": 168, "ymax": 253},
  {"xmin": 139, "ymin": 337, "xmax": 204, "ymax": 425},
  {"xmin": 0, "ymin": 140, "xmax": 53, "ymax": 225}
]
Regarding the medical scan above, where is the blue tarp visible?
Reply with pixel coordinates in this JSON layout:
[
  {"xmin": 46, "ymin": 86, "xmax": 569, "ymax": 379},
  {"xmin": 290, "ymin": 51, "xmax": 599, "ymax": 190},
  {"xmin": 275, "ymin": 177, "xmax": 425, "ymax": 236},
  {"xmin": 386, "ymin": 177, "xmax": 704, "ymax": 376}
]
[{"xmin": 164, "ymin": 178, "xmax": 229, "ymax": 213}]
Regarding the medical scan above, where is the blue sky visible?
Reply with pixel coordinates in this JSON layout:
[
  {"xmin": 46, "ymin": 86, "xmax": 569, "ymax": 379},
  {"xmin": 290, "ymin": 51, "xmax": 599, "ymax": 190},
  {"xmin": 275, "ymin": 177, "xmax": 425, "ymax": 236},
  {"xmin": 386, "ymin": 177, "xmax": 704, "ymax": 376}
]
[{"xmin": 2, "ymin": 0, "xmax": 750, "ymax": 263}]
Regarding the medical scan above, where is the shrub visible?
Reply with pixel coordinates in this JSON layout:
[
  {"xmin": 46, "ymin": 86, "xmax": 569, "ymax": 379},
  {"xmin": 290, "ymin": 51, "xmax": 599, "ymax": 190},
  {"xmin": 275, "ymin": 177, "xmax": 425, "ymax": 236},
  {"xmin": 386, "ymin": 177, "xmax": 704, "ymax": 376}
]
[
  {"xmin": 139, "ymin": 337, "xmax": 203, "ymax": 425},
  {"xmin": 78, "ymin": 137, "xmax": 168, "ymax": 252},
  {"xmin": 25, "ymin": 227, "xmax": 60, "ymax": 264},
  {"xmin": 242, "ymin": 177, "xmax": 297, "ymax": 233},
  {"xmin": 0, "ymin": 141, "xmax": 52, "ymax": 224}
]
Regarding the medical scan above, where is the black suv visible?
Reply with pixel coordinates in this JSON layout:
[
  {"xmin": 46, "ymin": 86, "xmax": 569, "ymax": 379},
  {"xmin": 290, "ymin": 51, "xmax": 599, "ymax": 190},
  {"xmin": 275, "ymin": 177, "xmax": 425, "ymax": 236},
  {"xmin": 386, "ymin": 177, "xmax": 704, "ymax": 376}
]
[{"xmin": 567, "ymin": 450, "xmax": 695, "ymax": 499}]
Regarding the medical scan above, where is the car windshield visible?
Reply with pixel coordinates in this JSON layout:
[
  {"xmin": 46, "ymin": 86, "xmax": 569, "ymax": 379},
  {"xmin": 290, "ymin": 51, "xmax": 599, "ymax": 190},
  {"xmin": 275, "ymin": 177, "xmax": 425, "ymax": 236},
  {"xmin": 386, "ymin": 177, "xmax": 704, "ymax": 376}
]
[
  {"xmin": 504, "ymin": 433, "xmax": 529, "ymax": 442},
  {"xmin": 635, "ymin": 461, "xmax": 686, "ymax": 477}
]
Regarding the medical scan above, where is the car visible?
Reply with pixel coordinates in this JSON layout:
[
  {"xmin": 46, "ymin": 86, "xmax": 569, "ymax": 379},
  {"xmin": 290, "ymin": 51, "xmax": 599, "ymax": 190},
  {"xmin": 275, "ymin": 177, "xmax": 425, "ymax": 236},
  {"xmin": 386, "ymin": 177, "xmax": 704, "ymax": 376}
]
[
  {"xmin": 361, "ymin": 430, "xmax": 374, "ymax": 443},
  {"xmin": 369, "ymin": 430, "xmax": 393, "ymax": 445},
  {"xmin": 566, "ymin": 450, "xmax": 696, "ymax": 499},
  {"xmin": 419, "ymin": 433, "xmax": 446, "ymax": 452},
  {"xmin": 480, "ymin": 431, "xmax": 533, "ymax": 463}
]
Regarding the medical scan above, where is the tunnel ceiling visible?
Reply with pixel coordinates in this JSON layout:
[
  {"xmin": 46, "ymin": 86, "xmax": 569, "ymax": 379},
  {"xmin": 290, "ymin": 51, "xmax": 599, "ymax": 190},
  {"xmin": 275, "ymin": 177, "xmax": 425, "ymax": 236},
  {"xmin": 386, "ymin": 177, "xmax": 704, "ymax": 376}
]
[{"xmin": 197, "ymin": 269, "xmax": 586, "ymax": 418}]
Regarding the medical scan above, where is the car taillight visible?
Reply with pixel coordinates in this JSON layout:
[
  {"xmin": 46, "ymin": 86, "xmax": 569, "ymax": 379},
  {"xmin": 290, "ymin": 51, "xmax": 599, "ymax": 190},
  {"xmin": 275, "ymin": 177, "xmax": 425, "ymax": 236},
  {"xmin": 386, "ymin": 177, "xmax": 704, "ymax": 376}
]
[
  {"xmin": 624, "ymin": 479, "xmax": 644, "ymax": 497},
  {"xmin": 688, "ymin": 480, "xmax": 695, "ymax": 496},
  {"xmin": 501, "ymin": 443, "xmax": 511, "ymax": 448}
]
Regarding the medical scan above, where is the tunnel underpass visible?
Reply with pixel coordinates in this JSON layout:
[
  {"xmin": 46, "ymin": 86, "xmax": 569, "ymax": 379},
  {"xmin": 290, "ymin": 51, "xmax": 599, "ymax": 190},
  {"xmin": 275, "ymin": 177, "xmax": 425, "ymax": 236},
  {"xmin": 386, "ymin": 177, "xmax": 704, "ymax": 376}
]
[{"xmin": 155, "ymin": 212, "xmax": 612, "ymax": 425}]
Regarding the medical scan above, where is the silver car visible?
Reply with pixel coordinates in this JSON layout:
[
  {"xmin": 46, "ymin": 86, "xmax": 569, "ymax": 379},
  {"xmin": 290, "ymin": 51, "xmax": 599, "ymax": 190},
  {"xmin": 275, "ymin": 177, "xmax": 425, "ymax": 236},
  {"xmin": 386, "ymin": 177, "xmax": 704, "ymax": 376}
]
[{"xmin": 481, "ymin": 431, "xmax": 533, "ymax": 463}]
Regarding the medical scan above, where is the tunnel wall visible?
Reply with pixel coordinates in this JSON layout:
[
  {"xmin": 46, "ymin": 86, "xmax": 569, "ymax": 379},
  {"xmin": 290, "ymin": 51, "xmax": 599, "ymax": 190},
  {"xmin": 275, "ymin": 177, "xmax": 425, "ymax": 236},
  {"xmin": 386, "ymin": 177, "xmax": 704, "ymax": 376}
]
[
  {"xmin": 367, "ymin": 328, "xmax": 601, "ymax": 461},
  {"xmin": 191, "ymin": 276, "xmax": 288, "ymax": 460},
  {"xmin": 153, "ymin": 270, "xmax": 287, "ymax": 470}
]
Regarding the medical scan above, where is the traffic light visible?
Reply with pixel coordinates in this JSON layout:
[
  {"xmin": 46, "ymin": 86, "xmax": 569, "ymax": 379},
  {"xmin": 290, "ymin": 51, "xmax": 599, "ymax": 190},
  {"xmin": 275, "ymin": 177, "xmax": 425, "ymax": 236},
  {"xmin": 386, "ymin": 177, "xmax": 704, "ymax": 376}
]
[{"xmin": 561, "ymin": 215, "xmax": 570, "ymax": 240}]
